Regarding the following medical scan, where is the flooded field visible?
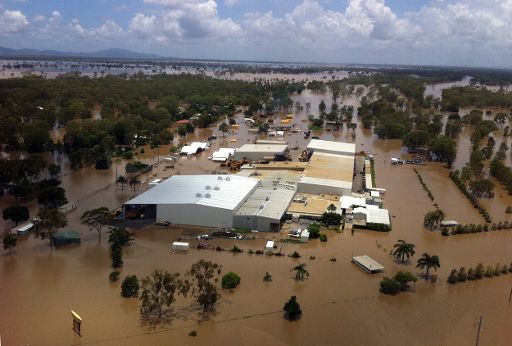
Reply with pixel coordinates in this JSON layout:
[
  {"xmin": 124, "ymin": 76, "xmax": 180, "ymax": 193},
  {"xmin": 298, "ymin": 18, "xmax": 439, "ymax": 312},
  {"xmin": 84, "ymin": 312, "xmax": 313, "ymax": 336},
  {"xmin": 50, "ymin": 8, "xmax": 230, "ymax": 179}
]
[{"xmin": 2, "ymin": 87, "xmax": 512, "ymax": 346}]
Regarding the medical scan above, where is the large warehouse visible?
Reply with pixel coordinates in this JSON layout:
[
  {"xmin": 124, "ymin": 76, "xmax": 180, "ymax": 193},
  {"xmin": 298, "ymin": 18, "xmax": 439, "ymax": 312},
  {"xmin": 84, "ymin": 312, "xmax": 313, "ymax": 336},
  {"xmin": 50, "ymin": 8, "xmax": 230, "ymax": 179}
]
[
  {"xmin": 233, "ymin": 144, "xmax": 288, "ymax": 161},
  {"xmin": 297, "ymin": 152, "xmax": 355, "ymax": 196},
  {"xmin": 123, "ymin": 175, "xmax": 259, "ymax": 229},
  {"xmin": 307, "ymin": 139, "xmax": 356, "ymax": 156}
]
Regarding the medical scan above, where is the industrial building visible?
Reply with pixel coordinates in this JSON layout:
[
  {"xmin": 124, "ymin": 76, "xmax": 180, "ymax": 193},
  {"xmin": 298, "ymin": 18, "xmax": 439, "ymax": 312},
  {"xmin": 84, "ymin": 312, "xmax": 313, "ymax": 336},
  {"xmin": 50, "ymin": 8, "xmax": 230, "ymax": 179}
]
[
  {"xmin": 124, "ymin": 175, "xmax": 259, "ymax": 229},
  {"xmin": 233, "ymin": 144, "xmax": 288, "ymax": 161},
  {"xmin": 307, "ymin": 139, "xmax": 356, "ymax": 156},
  {"xmin": 297, "ymin": 152, "xmax": 355, "ymax": 196}
]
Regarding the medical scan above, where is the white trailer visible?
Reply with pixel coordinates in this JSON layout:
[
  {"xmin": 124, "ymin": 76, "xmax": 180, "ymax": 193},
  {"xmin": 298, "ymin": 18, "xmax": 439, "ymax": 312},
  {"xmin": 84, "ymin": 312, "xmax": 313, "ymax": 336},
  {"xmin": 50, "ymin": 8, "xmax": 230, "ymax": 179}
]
[
  {"xmin": 265, "ymin": 240, "xmax": 274, "ymax": 252},
  {"xmin": 10, "ymin": 222, "xmax": 34, "ymax": 235},
  {"xmin": 58, "ymin": 201, "xmax": 78, "ymax": 213},
  {"xmin": 172, "ymin": 241, "xmax": 190, "ymax": 252}
]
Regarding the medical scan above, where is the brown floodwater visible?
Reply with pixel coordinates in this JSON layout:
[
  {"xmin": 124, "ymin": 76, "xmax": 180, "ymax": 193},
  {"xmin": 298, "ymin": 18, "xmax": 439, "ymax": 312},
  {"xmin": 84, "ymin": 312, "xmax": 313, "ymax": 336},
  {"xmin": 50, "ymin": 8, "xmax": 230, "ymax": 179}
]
[{"xmin": 2, "ymin": 88, "xmax": 512, "ymax": 346}]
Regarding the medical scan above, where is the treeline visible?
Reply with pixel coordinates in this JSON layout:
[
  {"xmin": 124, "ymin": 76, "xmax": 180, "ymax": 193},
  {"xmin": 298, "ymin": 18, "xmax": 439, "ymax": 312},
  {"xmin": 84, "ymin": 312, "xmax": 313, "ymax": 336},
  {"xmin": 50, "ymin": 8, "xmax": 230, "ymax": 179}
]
[{"xmin": 441, "ymin": 86, "xmax": 512, "ymax": 111}]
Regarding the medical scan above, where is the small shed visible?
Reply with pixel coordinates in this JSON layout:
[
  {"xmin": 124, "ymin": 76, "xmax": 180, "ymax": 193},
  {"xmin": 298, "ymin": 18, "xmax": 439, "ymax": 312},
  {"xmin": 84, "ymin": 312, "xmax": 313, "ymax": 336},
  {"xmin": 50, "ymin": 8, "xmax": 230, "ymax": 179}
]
[
  {"xmin": 53, "ymin": 231, "xmax": 81, "ymax": 247},
  {"xmin": 172, "ymin": 241, "xmax": 190, "ymax": 251},
  {"xmin": 441, "ymin": 220, "xmax": 458, "ymax": 227},
  {"xmin": 10, "ymin": 222, "xmax": 34, "ymax": 235},
  {"xmin": 300, "ymin": 230, "xmax": 310, "ymax": 243},
  {"xmin": 352, "ymin": 255, "xmax": 384, "ymax": 274},
  {"xmin": 58, "ymin": 201, "xmax": 78, "ymax": 213},
  {"xmin": 265, "ymin": 240, "xmax": 274, "ymax": 252}
]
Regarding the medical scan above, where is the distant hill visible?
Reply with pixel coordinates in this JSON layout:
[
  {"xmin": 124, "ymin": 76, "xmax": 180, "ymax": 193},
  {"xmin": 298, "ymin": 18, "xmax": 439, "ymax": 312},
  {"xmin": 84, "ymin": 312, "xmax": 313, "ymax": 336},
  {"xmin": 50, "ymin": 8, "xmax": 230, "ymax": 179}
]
[{"xmin": 0, "ymin": 46, "xmax": 164, "ymax": 60}]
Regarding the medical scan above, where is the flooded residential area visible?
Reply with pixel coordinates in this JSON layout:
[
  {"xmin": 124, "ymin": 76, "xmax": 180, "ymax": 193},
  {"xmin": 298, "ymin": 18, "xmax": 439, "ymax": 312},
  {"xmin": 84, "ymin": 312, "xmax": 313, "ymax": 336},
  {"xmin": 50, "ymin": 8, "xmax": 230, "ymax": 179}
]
[{"xmin": 2, "ymin": 1, "xmax": 512, "ymax": 346}]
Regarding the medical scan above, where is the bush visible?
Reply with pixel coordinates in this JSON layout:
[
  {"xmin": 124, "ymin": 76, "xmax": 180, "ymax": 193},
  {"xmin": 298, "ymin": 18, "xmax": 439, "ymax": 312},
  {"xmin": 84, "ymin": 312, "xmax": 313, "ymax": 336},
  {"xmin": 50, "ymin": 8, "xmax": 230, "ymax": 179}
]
[
  {"xmin": 457, "ymin": 267, "xmax": 467, "ymax": 282},
  {"xmin": 467, "ymin": 268, "xmax": 476, "ymax": 280},
  {"xmin": 122, "ymin": 151, "xmax": 134, "ymax": 160},
  {"xmin": 380, "ymin": 277, "xmax": 400, "ymax": 295},
  {"xmin": 393, "ymin": 271, "xmax": 417, "ymax": 291},
  {"xmin": 283, "ymin": 296, "xmax": 302, "ymax": 320},
  {"xmin": 485, "ymin": 265, "xmax": 494, "ymax": 277},
  {"xmin": 109, "ymin": 271, "xmax": 120, "ymax": 282},
  {"xmin": 475, "ymin": 263, "xmax": 484, "ymax": 279},
  {"xmin": 353, "ymin": 223, "xmax": 391, "ymax": 232},
  {"xmin": 447, "ymin": 269, "xmax": 458, "ymax": 284},
  {"xmin": 307, "ymin": 223, "xmax": 321, "ymax": 238},
  {"xmin": 289, "ymin": 251, "xmax": 301, "ymax": 259},
  {"xmin": 111, "ymin": 246, "xmax": 123, "ymax": 268},
  {"xmin": 222, "ymin": 272, "xmax": 241, "ymax": 289},
  {"xmin": 309, "ymin": 256, "xmax": 316, "ymax": 260},
  {"xmin": 189, "ymin": 331, "xmax": 197, "ymax": 337},
  {"xmin": 506, "ymin": 207, "xmax": 512, "ymax": 214},
  {"xmin": 121, "ymin": 275, "xmax": 139, "ymax": 298},
  {"xmin": 215, "ymin": 246, "xmax": 224, "ymax": 251},
  {"xmin": 255, "ymin": 250, "xmax": 264, "ymax": 255},
  {"xmin": 263, "ymin": 272, "xmax": 272, "ymax": 282},
  {"xmin": 329, "ymin": 256, "xmax": 336, "ymax": 262},
  {"xmin": 248, "ymin": 249, "xmax": 254, "ymax": 254},
  {"xmin": 230, "ymin": 245, "xmax": 243, "ymax": 253},
  {"xmin": 319, "ymin": 234, "xmax": 327, "ymax": 242}
]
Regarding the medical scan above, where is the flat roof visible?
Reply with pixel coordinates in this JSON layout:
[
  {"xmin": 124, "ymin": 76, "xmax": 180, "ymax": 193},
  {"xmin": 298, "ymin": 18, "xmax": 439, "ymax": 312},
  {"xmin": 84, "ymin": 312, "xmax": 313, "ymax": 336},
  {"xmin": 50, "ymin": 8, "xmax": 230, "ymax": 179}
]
[
  {"xmin": 307, "ymin": 139, "xmax": 356, "ymax": 156},
  {"xmin": 236, "ymin": 144, "xmax": 288, "ymax": 153},
  {"xmin": 305, "ymin": 152, "xmax": 355, "ymax": 183},
  {"xmin": 125, "ymin": 175, "xmax": 259, "ymax": 211},
  {"xmin": 340, "ymin": 196, "xmax": 366, "ymax": 209},
  {"xmin": 288, "ymin": 194, "xmax": 339, "ymax": 216},
  {"xmin": 352, "ymin": 255, "xmax": 384, "ymax": 273},
  {"xmin": 298, "ymin": 176, "xmax": 352, "ymax": 190},
  {"xmin": 235, "ymin": 187, "xmax": 295, "ymax": 220},
  {"xmin": 367, "ymin": 208, "xmax": 390, "ymax": 225}
]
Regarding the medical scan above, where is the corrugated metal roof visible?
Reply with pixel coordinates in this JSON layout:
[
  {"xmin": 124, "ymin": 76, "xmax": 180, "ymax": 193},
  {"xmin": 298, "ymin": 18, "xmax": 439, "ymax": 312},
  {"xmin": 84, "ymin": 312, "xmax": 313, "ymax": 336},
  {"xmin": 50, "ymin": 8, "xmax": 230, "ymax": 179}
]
[
  {"xmin": 125, "ymin": 175, "xmax": 259, "ymax": 211},
  {"xmin": 367, "ymin": 208, "xmax": 390, "ymax": 225},
  {"xmin": 298, "ymin": 176, "xmax": 352, "ymax": 189},
  {"xmin": 235, "ymin": 144, "xmax": 288, "ymax": 153},
  {"xmin": 307, "ymin": 139, "xmax": 356, "ymax": 156},
  {"xmin": 340, "ymin": 196, "xmax": 366, "ymax": 209},
  {"xmin": 235, "ymin": 187, "xmax": 295, "ymax": 219}
]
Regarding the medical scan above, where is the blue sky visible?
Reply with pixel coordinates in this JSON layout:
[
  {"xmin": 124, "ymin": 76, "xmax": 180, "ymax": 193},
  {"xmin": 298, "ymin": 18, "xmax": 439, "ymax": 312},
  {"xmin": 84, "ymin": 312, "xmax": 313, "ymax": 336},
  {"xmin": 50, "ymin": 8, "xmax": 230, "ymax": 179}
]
[{"xmin": 1, "ymin": 0, "xmax": 511, "ymax": 67}]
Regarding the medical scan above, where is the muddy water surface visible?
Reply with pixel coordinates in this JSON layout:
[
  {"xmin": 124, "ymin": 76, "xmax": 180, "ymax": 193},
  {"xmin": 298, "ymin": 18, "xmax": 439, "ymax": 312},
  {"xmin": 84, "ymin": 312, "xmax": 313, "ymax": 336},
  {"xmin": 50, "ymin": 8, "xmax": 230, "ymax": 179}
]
[{"xmin": 2, "ymin": 89, "xmax": 512, "ymax": 345}]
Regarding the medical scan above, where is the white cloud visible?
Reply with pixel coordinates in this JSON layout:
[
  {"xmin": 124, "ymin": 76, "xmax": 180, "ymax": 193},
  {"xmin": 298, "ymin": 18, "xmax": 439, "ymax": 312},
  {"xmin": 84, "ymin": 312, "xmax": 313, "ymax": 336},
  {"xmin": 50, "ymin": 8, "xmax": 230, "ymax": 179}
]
[
  {"xmin": 70, "ymin": 19, "xmax": 125, "ymax": 40},
  {"xmin": 224, "ymin": 0, "xmax": 239, "ymax": 6},
  {"xmin": 0, "ymin": 9, "xmax": 29, "ymax": 36}
]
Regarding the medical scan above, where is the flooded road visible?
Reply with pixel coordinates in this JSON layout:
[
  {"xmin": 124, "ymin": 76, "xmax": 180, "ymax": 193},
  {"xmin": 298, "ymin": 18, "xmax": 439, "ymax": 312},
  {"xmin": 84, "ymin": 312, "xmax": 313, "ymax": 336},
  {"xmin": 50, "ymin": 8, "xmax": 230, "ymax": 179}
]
[{"xmin": 2, "ymin": 87, "xmax": 512, "ymax": 345}]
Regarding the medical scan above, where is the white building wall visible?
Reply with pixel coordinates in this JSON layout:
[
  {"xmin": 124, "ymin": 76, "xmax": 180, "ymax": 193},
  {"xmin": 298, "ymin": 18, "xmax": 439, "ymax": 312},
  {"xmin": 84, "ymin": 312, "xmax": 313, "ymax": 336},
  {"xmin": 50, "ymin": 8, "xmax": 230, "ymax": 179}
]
[
  {"xmin": 157, "ymin": 204, "xmax": 234, "ymax": 228},
  {"xmin": 297, "ymin": 181, "xmax": 351, "ymax": 196}
]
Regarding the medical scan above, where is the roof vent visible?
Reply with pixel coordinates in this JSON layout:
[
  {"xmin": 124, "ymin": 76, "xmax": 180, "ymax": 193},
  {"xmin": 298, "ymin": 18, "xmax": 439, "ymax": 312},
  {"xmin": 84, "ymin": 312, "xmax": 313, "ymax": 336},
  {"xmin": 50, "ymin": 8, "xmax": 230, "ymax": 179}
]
[
  {"xmin": 205, "ymin": 185, "xmax": 211, "ymax": 190},
  {"xmin": 225, "ymin": 176, "xmax": 231, "ymax": 181},
  {"xmin": 205, "ymin": 193, "xmax": 211, "ymax": 198},
  {"xmin": 214, "ymin": 186, "xmax": 220, "ymax": 190},
  {"xmin": 217, "ymin": 176, "xmax": 223, "ymax": 180},
  {"xmin": 196, "ymin": 193, "xmax": 202, "ymax": 197},
  {"xmin": 265, "ymin": 197, "xmax": 269, "ymax": 201}
]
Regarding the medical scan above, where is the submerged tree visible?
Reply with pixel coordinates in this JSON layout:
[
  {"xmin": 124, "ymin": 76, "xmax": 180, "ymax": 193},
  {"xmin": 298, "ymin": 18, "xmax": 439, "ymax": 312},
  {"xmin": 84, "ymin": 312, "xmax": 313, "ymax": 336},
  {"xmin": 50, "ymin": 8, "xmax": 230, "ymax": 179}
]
[
  {"xmin": 416, "ymin": 253, "xmax": 440, "ymax": 279},
  {"xmin": 140, "ymin": 270, "xmax": 189, "ymax": 321},
  {"xmin": 81, "ymin": 207, "xmax": 113, "ymax": 244},
  {"xmin": 185, "ymin": 260, "xmax": 222, "ymax": 316},
  {"xmin": 129, "ymin": 176, "xmax": 141, "ymax": 192},
  {"xmin": 291, "ymin": 263, "xmax": 310, "ymax": 281},
  {"xmin": 283, "ymin": 295, "xmax": 302, "ymax": 320},
  {"xmin": 392, "ymin": 240, "xmax": 416, "ymax": 263},
  {"xmin": 423, "ymin": 209, "xmax": 445, "ymax": 231},
  {"xmin": 116, "ymin": 175, "xmax": 128, "ymax": 190},
  {"xmin": 2, "ymin": 205, "xmax": 29, "ymax": 226},
  {"xmin": 3, "ymin": 233, "xmax": 17, "ymax": 255},
  {"xmin": 35, "ymin": 208, "xmax": 67, "ymax": 253}
]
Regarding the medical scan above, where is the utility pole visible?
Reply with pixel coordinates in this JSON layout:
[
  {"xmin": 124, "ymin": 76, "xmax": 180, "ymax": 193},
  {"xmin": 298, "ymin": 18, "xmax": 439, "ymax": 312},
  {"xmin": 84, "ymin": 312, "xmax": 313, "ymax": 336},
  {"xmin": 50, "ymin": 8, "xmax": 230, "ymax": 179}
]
[
  {"xmin": 475, "ymin": 314, "xmax": 483, "ymax": 346},
  {"xmin": 509, "ymin": 288, "xmax": 512, "ymax": 302}
]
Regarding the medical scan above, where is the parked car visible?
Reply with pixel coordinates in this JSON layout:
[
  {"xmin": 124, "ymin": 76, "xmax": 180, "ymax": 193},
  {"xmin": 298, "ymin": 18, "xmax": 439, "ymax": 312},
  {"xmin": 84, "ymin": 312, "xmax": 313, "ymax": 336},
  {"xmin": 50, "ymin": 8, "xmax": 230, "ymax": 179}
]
[{"xmin": 155, "ymin": 220, "xmax": 170, "ymax": 226}]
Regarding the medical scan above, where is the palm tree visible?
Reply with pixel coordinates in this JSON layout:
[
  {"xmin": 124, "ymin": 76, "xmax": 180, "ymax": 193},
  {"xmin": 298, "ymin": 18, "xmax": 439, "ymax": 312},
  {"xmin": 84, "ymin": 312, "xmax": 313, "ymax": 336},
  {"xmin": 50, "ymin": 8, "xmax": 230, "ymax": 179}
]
[
  {"xmin": 129, "ymin": 176, "xmax": 141, "ymax": 192},
  {"xmin": 392, "ymin": 240, "xmax": 416, "ymax": 263},
  {"xmin": 416, "ymin": 253, "xmax": 440, "ymax": 279},
  {"xmin": 327, "ymin": 204, "xmax": 337, "ymax": 213},
  {"xmin": 116, "ymin": 175, "xmax": 128, "ymax": 191},
  {"xmin": 291, "ymin": 263, "xmax": 309, "ymax": 281}
]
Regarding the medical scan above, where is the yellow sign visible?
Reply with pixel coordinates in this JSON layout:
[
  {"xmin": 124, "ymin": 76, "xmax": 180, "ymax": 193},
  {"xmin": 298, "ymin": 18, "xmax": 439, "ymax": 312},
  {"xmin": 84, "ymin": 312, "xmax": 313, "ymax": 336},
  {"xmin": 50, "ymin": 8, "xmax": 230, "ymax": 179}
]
[{"xmin": 71, "ymin": 310, "xmax": 82, "ymax": 336}]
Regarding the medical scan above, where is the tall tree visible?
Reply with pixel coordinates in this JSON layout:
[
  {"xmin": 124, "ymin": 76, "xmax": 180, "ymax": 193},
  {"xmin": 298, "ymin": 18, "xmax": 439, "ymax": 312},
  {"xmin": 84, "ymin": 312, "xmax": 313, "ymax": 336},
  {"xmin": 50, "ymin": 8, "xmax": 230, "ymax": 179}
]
[
  {"xmin": 47, "ymin": 164, "xmax": 61, "ymax": 179},
  {"xmin": 140, "ymin": 270, "xmax": 188, "ymax": 321},
  {"xmin": 116, "ymin": 175, "xmax": 128, "ymax": 190},
  {"xmin": 81, "ymin": 207, "xmax": 113, "ymax": 244},
  {"xmin": 291, "ymin": 263, "xmax": 310, "ymax": 281},
  {"xmin": 423, "ymin": 209, "xmax": 445, "ymax": 231},
  {"xmin": 283, "ymin": 296, "xmax": 302, "ymax": 320},
  {"xmin": 218, "ymin": 122, "xmax": 229, "ymax": 137},
  {"xmin": 129, "ymin": 176, "xmax": 141, "ymax": 192},
  {"xmin": 185, "ymin": 260, "xmax": 222, "ymax": 315},
  {"xmin": 36, "ymin": 208, "xmax": 67, "ymax": 253},
  {"xmin": 37, "ymin": 186, "xmax": 68, "ymax": 209},
  {"xmin": 392, "ymin": 240, "xmax": 416, "ymax": 263},
  {"xmin": 2, "ymin": 205, "xmax": 29, "ymax": 225},
  {"xmin": 416, "ymin": 253, "xmax": 441, "ymax": 279},
  {"xmin": 3, "ymin": 233, "xmax": 17, "ymax": 255}
]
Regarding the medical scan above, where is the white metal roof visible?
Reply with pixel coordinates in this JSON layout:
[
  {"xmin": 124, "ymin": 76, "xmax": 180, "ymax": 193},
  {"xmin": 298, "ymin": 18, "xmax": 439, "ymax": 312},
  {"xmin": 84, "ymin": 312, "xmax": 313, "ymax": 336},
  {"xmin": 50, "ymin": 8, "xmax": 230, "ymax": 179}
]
[
  {"xmin": 298, "ymin": 176, "xmax": 352, "ymax": 190},
  {"xmin": 340, "ymin": 196, "xmax": 366, "ymax": 209},
  {"xmin": 307, "ymin": 139, "xmax": 356, "ymax": 156},
  {"xmin": 235, "ymin": 187, "xmax": 295, "ymax": 220},
  {"xmin": 352, "ymin": 255, "xmax": 384, "ymax": 272},
  {"xmin": 180, "ymin": 142, "xmax": 209, "ymax": 155},
  {"xmin": 236, "ymin": 144, "xmax": 288, "ymax": 154},
  {"xmin": 367, "ymin": 208, "xmax": 390, "ymax": 225},
  {"xmin": 353, "ymin": 207, "xmax": 368, "ymax": 215},
  {"xmin": 125, "ymin": 175, "xmax": 259, "ymax": 211}
]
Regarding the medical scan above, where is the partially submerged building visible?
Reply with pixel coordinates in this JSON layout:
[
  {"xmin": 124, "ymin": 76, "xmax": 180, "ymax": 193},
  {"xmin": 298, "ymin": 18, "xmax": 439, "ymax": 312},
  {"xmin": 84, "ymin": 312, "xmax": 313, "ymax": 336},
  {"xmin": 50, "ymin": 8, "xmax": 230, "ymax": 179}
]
[
  {"xmin": 233, "ymin": 144, "xmax": 288, "ymax": 161},
  {"xmin": 180, "ymin": 142, "xmax": 209, "ymax": 155},
  {"xmin": 307, "ymin": 139, "xmax": 356, "ymax": 156}
]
